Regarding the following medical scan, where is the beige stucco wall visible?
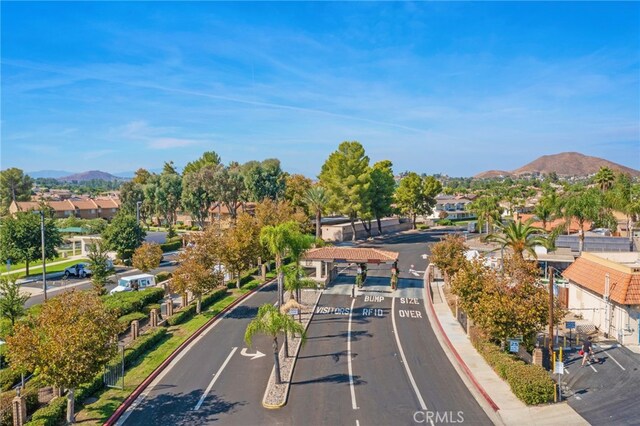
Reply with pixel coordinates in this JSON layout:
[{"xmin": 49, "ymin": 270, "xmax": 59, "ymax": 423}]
[{"xmin": 568, "ymin": 282, "xmax": 639, "ymax": 346}]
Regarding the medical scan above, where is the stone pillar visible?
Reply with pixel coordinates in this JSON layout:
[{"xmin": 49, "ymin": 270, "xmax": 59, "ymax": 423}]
[
  {"xmin": 466, "ymin": 317, "xmax": 473, "ymax": 335},
  {"xmin": 257, "ymin": 257, "xmax": 262, "ymax": 267},
  {"xmin": 131, "ymin": 320, "xmax": 140, "ymax": 340},
  {"xmin": 182, "ymin": 293, "xmax": 188, "ymax": 308},
  {"xmin": 261, "ymin": 264, "xmax": 267, "ymax": 282},
  {"xmin": 150, "ymin": 309, "xmax": 158, "ymax": 328},
  {"xmin": 196, "ymin": 299, "xmax": 201, "ymax": 314},
  {"xmin": 167, "ymin": 299, "xmax": 174, "ymax": 317},
  {"xmin": 12, "ymin": 394, "xmax": 26, "ymax": 426},
  {"xmin": 533, "ymin": 348, "xmax": 543, "ymax": 367},
  {"xmin": 53, "ymin": 387, "xmax": 63, "ymax": 398}
]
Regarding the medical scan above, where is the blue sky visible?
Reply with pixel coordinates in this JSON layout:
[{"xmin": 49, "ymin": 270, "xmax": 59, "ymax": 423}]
[{"xmin": 2, "ymin": 2, "xmax": 639, "ymax": 177}]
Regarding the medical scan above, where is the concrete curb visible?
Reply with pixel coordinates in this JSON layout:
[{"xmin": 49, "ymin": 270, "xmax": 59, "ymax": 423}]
[
  {"xmin": 423, "ymin": 266, "xmax": 501, "ymax": 415},
  {"xmin": 261, "ymin": 289, "xmax": 323, "ymax": 409},
  {"xmin": 104, "ymin": 280, "xmax": 274, "ymax": 426}
]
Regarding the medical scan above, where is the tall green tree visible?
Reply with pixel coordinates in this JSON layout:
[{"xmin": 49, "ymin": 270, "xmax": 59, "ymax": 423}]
[
  {"xmin": 183, "ymin": 151, "xmax": 221, "ymax": 176},
  {"xmin": 86, "ymin": 240, "xmax": 114, "ymax": 295},
  {"xmin": 260, "ymin": 221, "xmax": 300, "ymax": 305},
  {"xmin": 243, "ymin": 159, "xmax": 286, "ymax": 202},
  {"xmin": 244, "ymin": 303, "xmax": 305, "ymax": 384},
  {"xmin": 0, "ymin": 276, "xmax": 29, "ymax": 328},
  {"xmin": 7, "ymin": 290, "xmax": 119, "ymax": 424},
  {"xmin": 220, "ymin": 213, "xmax": 261, "ymax": 289},
  {"xmin": 119, "ymin": 180, "xmax": 145, "ymax": 220},
  {"xmin": 485, "ymin": 219, "xmax": 547, "ymax": 261},
  {"xmin": 162, "ymin": 161, "xmax": 179, "ymax": 175},
  {"xmin": 607, "ymin": 174, "xmax": 640, "ymax": 241},
  {"xmin": 319, "ymin": 141, "xmax": 371, "ymax": 241},
  {"xmin": 394, "ymin": 173, "xmax": 441, "ymax": 229},
  {"xmin": 467, "ymin": 196, "xmax": 502, "ymax": 234},
  {"xmin": 0, "ymin": 212, "xmax": 62, "ymax": 276},
  {"xmin": 156, "ymin": 173, "xmax": 182, "ymax": 226},
  {"xmin": 214, "ymin": 163, "xmax": 245, "ymax": 220},
  {"xmin": 563, "ymin": 188, "xmax": 602, "ymax": 252},
  {"xmin": 305, "ymin": 186, "xmax": 329, "ymax": 240},
  {"xmin": 0, "ymin": 168, "xmax": 33, "ymax": 213},
  {"xmin": 594, "ymin": 166, "xmax": 616, "ymax": 192},
  {"xmin": 369, "ymin": 160, "xmax": 396, "ymax": 235},
  {"xmin": 181, "ymin": 165, "xmax": 219, "ymax": 229},
  {"xmin": 101, "ymin": 213, "xmax": 146, "ymax": 260},
  {"xmin": 284, "ymin": 174, "xmax": 313, "ymax": 215},
  {"xmin": 132, "ymin": 168, "xmax": 152, "ymax": 185}
]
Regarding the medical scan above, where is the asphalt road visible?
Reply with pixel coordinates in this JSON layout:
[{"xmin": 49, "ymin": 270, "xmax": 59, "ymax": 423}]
[
  {"xmin": 565, "ymin": 343, "xmax": 640, "ymax": 425},
  {"xmin": 118, "ymin": 230, "xmax": 492, "ymax": 426},
  {"xmin": 23, "ymin": 253, "xmax": 180, "ymax": 308}
]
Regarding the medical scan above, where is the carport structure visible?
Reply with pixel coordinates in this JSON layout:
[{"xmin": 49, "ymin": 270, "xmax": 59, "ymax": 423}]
[{"xmin": 301, "ymin": 247, "xmax": 399, "ymax": 286}]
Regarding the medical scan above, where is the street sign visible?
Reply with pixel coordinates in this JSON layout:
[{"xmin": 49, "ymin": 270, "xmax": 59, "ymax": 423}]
[
  {"xmin": 508, "ymin": 340, "xmax": 519, "ymax": 353},
  {"xmin": 289, "ymin": 309, "xmax": 299, "ymax": 316},
  {"xmin": 565, "ymin": 321, "xmax": 576, "ymax": 330},
  {"xmin": 5, "ymin": 260, "xmax": 10, "ymax": 272},
  {"xmin": 554, "ymin": 361, "xmax": 565, "ymax": 375}
]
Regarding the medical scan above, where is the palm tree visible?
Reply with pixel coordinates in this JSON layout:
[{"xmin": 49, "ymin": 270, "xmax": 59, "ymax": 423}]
[
  {"xmin": 283, "ymin": 264, "xmax": 315, "ymax": 321},
  {"xmin": 485, "ymin": 219, "xmax": 547, "ymax": 261},
  {"xmin": 563, "ymin": 189, "xmax": 601, "ymax": 252},
  {"xmin": 467, "ymin": 196, "xmax": 502, "ymax": 234},
  {"xmin": 305, "ymin": 186, "xmax": 328, "ymax": 239},
  {"xmin": 260, "ymin": 221, "xmax": 299, "ymax": 306},
  {"xmin": 245, "ymin": 304, "xmax": 306, "ymax": 384},
  {"xmin": 594, "ymin": 167, "xmax": 616, "ymax": 192}
]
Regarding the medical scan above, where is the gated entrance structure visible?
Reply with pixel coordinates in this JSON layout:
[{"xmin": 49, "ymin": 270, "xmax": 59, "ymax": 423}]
[{"xmin": 301, "ymin": 247, "xmax": 399, "ymax": 287}]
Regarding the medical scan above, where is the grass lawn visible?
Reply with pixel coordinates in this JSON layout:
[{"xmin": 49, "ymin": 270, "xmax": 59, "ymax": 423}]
[
  {"xmin": 5, "ymin": 259, "xmax": 88, "ymax": 280},
  {"xmin": 0, "ymin": 256, "xmax": 68, "ymax": 274},
  {"xmin": 74, "ymin": 291, "xmax": 242, "ymax": 425}
]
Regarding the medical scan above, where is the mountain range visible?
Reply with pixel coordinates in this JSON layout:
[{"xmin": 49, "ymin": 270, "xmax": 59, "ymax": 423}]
[{"xmin": 474, "ymin": 152, "xmax": 640, "ymax": 179}]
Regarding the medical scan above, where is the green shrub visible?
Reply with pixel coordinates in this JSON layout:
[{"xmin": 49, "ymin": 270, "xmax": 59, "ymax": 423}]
[
  {"xmin": 473, "ymin": 339, "xmax": 553, "ymax": 405},
  {"xmin": 167, "ymin": 289, "xmax": 227, "ymax": 326},
  {"xmin": 124, "ymin": 328, "xmax": 168, "ymax": 367},
  {"xmin": 190, "ymin": 226, "xmax": 200, "ymax": 231},
  {"xmin": 155, "ymin": 271, "xmax": 172, "ymax": 283},
  {"xmin": 117, "ymin": 311, "xmax": 147, "ymax": 333},
  {"xmin": 242, "ymin": 279, "xmax": 261, "ymax": 291},
  {"xmin": 160, "ymin": 240, "xmax": 181, "ymax": 252},
  {"xmin": 437, "ymin": 219, "xmax": 455, "ymax": 226},
  {"xmin": 0, "ymin": 367, "xmax": 22, "ymax": 392},
  {"xmin": 143, "ymin": 303, "xmax": 162, "ymax": 315},
  {"xmin": 102, "ymin": 287, "xmax": 165, "ymax": 317},
  {"xmin": 27, "ymin": 396, "xmax": 67, "ymax": 426},
  {"xmin": 416, "ymin": 224, "xmax": 430, "ymax": 230}
]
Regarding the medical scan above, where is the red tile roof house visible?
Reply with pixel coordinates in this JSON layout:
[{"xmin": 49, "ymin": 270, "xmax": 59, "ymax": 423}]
[
  {"xmin": 562, "ymin": 252, "xmax": 640, "ymax": 348},
  {"xmin": 9, "ymin": 198, "xmax": 121, "ymax": 220}
]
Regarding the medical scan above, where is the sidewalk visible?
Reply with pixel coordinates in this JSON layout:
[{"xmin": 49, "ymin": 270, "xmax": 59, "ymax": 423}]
[
  {"xmin": 2, "ymin": 255, "xmax": 87, "ymax": 280},
  {"xmin": 424, "ymin": 275, "xmax": 588, "ymax": 426}
]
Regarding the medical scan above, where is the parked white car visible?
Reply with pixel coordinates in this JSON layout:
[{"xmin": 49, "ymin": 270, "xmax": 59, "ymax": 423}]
[
  {"xmin": 64, "ymin": 260, "xmax": 114, "ymax": 278},
  {"xmin": 109, "ymin": 274, "xmax": 156, "ymax": 295}
]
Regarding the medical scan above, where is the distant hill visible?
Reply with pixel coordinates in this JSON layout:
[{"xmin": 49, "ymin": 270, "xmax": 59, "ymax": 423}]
[
  {"xmin": 58, "ymin": 170, "xmax": 123, "ymax": 182},
  {"xmin": 473, "ymin": 170, "xmax": 514, "ymax": 179},
  {"xmin": 475, "ymin": 152, "xmax": 640, "ymax": 178},
  {"xmin": 28, "ymin": 170, "xmax": 73, "ymax": 179}
]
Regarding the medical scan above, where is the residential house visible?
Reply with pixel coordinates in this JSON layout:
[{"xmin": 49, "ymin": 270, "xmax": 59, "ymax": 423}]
[
  {"xmin": 428, "ymin": 195, "xmax": 477, "ymax": 220},
  {"xmin": 562, "ymin": 252, "xmax": 640, "ymax": 348},
  {"xmin": 9, "ymin": 198, "xmax": 121, "ymax": 220}
]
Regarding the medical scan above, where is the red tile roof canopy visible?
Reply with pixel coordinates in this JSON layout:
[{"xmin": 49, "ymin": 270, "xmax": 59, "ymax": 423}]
[
  {"xmin": 302, "ymin": 247, "xmax": 399, "ymax": 264},
  {"xmin": 562, "ymin": 255, "xmax": 640, "ymax": 305}
]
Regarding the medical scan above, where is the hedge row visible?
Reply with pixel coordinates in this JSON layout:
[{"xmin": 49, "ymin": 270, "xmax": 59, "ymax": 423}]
[
  {"xmin": 155, "ymin": 271, "xmax": 172, "ymax": 283},
  {"xmin": 25, "ymin": 328, "xmax": 169, "ymax": 426},
  {"xmin": 160, "ymin": 240, "xmax": 181, "ymax": 253},
  {"xmin": 102, "ymin": 287, "xmax": 165, "ymax": 317},
  {"xmin": 242, "ymin": 279, "xmax": 261, "ymax": 291},
  {"xmin": 166, "ymin": 288, "xmax": 228, "ymax": 326},
  {"xmin": 473, "ymin": 339, "xmax": 554, "ymax": 405},
  {"xmin": 116, "ymin": 312, "xmax": 147, "ymax": 334}
]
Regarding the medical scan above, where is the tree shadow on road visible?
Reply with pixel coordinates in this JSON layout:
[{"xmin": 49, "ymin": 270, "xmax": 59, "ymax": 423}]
[
  {"xmin": 119, "ymin": 389, "xmax": 246, "ymax": 425},
  {"xmin": 225, "ymin": 305, "xmax": 258, "ymax": 319},
  {"xmin": 290, "ymin": 373, "xmax": 366, "ymax": 386}
]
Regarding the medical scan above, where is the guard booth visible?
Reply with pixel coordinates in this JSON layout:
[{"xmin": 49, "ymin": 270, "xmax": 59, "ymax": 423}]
[{"xmin": 301, "ymin": 247, "xmax": 399, "ymax": 287}]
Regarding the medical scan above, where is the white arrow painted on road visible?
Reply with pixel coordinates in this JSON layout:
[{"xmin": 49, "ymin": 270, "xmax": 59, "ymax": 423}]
[{"xmin": 241, "ymin": 348, "xmax": 266, "ymax": 360}]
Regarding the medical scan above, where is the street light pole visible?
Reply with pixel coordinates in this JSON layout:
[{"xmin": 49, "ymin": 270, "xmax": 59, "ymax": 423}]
[
  {"xmin": 39, "ymin": 211, "xmax": 47, "ymax": 301},
  {"xmin": 548, "ymin": 266, "xmax": 554, "ymax": 362}
]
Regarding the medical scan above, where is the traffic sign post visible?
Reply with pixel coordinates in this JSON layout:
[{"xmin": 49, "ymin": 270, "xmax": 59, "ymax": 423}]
[
  {"xmin": 508, "ymin": 339, "xmax": 519, "ymax": 353},
  {"xmin": 565, "ymin": 321, "xmax": 576, "ymax": 349}
]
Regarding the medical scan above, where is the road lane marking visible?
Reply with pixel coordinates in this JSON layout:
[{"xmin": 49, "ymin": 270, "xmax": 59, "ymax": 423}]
[
  {"xmin": 589, "ymin": 363, "xmax": 598, "ymax": 372},
  {"xmin": 603, "ymin": 350, "xmax": 626, "ymax": 371},
  {"xmin": 356, "ymin": 420, "xmax": 360, "ymax": 426},
  {"xmin": 391, "ymin": 297, "xmax": 428, "ymax": 411},
  {"xmin": 194, "ymin": 347, "xmax": 238, "ymax": 410},
  {"xmin": 347, "ymin": 298, "xmax": 359, "ymax": 410}
]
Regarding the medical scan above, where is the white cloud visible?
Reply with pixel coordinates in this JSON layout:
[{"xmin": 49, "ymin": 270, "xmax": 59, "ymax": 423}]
[{"xmin": 147, "ymin": 138, "xmax": 198, "ymax": 149}]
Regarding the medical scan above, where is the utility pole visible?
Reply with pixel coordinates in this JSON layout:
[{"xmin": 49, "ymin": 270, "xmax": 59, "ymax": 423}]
[{"xmin": 548, "ymin": 266, "xmax": 554, "ymax": 362}]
